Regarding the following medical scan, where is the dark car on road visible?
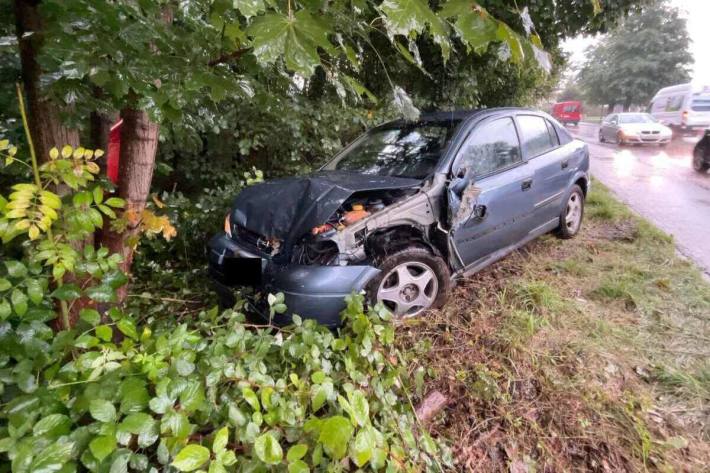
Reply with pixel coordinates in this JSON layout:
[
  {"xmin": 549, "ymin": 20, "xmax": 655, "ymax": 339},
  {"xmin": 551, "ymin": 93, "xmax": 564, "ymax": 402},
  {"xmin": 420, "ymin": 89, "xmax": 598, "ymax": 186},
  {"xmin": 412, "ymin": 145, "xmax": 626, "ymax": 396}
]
[
  {"xmin": 208, "ymin": 108, "xmax": 590, "ymax": 326},
  {"xmin": 693, "ymin": 129, "xmax": 710, "ymax": 173}
]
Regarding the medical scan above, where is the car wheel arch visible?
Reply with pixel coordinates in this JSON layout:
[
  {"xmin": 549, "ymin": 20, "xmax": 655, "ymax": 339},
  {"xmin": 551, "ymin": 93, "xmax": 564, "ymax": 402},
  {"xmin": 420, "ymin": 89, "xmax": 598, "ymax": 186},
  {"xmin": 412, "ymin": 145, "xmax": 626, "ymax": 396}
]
[{"xmin": 364, "ymin": 224, "xmax": 445, "ymax": 261}]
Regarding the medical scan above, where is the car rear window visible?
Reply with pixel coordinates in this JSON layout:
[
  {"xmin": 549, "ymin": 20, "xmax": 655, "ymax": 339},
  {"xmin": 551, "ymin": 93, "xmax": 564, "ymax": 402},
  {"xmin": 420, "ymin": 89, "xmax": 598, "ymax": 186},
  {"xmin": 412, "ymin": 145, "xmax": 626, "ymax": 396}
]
[{"xmin": 517, "ymin": 115, "xmax": 558, "ymax": 157}]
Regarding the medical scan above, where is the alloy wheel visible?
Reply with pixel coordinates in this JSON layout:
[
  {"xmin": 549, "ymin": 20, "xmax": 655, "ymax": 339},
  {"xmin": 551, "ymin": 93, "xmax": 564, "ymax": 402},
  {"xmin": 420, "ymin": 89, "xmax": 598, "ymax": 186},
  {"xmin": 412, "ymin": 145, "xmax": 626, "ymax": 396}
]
[
  {"xmin": 565, "ymin": 191, "xmax": 583, "ymax": 234},
  {"xmin": 376, "ymin": 261, "xmax": 438, "ymax": 317}
]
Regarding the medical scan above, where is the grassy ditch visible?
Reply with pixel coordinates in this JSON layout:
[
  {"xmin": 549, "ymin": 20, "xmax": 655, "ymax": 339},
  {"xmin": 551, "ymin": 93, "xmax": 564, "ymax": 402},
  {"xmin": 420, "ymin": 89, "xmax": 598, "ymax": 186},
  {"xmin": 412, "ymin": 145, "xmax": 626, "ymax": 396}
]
[{"xmin": 399, "ymin": 182, "xmax": 710, "ymax": 471}]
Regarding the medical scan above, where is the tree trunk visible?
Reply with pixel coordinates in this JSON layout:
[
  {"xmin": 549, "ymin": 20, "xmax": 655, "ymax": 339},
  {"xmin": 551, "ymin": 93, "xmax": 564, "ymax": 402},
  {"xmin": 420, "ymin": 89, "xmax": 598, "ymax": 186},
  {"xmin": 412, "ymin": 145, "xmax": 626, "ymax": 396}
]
[
  {"xmin": 100, "ymin": 108, "xmax": 159, "ymax": 303},
  {"xmin": 14, "ymin": 0, "xmax": 79, "ymax": 161}
]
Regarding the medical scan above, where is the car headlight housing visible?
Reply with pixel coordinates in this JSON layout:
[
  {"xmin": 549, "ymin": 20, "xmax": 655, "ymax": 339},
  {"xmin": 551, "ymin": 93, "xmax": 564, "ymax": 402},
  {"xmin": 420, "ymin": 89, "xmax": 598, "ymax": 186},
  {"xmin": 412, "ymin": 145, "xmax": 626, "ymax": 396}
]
[
  {"xmin": 620, "ymin": 128, "xmax": 637, "ymax": 137},
  {"xmin": 224, "ymin": 213, "xmax": 232, "ymax": 237}
]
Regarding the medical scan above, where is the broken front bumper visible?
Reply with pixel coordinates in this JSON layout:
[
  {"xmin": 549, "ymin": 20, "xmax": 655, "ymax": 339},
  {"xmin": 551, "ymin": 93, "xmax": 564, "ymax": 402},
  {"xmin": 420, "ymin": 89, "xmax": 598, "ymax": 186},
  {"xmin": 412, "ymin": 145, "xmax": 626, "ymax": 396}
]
[{"xmin": 207, "ymin": 233, "xmax": 380, "ymax": 327}]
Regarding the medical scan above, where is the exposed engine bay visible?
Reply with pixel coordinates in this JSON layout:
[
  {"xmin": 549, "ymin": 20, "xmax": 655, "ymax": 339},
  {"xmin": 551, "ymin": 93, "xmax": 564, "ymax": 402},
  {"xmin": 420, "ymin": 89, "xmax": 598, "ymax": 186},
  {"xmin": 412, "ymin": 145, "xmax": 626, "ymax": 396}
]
[{"xmin": 290, "ymin": 188, "xmax": 419, "ymax": 266}]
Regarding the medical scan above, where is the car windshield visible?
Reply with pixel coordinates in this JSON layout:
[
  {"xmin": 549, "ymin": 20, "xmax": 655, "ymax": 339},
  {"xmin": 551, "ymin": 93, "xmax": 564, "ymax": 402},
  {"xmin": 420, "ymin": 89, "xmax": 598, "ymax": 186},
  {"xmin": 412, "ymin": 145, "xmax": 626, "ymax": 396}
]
[
  {"xmin": 619, "ymin": 113, "xmax": 657, "ymax": 124},
  {"xmin": 324, "ymin": 121, "xmax": 460, "ymax": 179}
]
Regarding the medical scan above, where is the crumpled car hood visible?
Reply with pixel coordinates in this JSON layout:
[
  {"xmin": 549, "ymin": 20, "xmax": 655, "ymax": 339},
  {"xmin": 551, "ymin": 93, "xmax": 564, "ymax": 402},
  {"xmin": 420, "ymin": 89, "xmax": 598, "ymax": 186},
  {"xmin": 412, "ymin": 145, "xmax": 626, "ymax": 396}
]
[{"xmin": 231, "ymin": 171, "xmax": 421, "ymax": 252}]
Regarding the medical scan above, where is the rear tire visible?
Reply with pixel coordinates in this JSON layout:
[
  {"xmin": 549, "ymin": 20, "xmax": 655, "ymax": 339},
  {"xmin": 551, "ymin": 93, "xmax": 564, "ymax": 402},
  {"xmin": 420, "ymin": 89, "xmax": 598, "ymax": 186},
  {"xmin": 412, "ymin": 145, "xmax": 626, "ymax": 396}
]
[
  {"xmin": 367, "ymin": 247, "xmax": 451, "ymax": 318},
  {"xmin": 556, "ymin": 185, "xmax": 585, "ymax": 239}
]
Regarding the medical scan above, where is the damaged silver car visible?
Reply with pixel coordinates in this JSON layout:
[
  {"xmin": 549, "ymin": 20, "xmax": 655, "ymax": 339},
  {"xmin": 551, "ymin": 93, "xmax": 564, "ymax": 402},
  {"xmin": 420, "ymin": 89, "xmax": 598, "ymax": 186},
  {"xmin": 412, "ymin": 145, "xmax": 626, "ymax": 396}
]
[{"xmin": 208, "ymin": 108, "xmax": 590, "ymax": 326}]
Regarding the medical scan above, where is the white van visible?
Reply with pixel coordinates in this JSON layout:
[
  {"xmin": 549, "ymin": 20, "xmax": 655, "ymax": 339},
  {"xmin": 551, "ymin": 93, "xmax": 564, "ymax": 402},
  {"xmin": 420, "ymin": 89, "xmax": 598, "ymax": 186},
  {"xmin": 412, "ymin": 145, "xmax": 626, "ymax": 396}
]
[{"xmin": 648, "ymin": 83, "xmax": 710, "ymax": 133}]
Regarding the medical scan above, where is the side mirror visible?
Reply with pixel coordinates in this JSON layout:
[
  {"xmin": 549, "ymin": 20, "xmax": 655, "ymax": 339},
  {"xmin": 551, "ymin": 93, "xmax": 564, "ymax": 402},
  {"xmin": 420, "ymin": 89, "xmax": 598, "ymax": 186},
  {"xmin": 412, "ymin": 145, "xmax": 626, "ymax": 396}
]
[{"xmin": 455, "ymin": 166, "xmax": 467, "ymax": 179}]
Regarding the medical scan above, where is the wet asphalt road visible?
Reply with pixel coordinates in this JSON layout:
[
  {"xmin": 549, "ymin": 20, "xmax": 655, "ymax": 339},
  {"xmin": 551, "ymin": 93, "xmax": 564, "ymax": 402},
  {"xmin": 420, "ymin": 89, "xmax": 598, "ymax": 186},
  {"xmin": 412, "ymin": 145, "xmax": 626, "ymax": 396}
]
[{"xmin": 568, "ymin": 122, "xmax": 710, "ymax": 276}]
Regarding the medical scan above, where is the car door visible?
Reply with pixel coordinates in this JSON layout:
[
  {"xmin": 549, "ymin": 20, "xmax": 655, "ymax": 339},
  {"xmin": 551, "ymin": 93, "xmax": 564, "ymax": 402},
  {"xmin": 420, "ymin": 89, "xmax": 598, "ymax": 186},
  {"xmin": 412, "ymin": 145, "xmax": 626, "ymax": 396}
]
[
  {"xmin": 515, "ymin": 114, "xmax": 569, "ymax": 223},
  {"xmin": 448, "ymin": 116, "xmax": 535, "ymax": 268}
]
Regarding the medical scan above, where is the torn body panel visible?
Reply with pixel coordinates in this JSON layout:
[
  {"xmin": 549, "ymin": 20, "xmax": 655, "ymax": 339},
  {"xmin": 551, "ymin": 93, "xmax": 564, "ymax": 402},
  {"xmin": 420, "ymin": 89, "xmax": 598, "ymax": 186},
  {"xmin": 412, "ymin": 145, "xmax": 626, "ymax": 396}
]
[{"xmin": 322, "ymin": 174, "xmax": 447, "ymax": 264}]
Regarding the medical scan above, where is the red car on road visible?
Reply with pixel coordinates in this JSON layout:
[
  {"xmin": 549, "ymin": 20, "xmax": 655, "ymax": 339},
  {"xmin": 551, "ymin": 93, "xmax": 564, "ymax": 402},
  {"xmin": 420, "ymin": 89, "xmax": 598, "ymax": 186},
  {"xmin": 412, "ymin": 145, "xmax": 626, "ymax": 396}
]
[{"xmin": 552, "ymin": 101, "xmax": 583, "ymax": 126}]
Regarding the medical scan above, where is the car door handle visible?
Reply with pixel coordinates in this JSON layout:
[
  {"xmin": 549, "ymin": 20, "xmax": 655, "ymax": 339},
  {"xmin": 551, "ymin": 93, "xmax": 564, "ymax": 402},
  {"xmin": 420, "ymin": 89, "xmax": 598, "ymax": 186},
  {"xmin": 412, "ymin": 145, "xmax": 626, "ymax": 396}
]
[
  {"xmin": 521, "ymin": 178, "xmax": 533, "ymax": 191},
  {"xmin": 561, "ymin": 159, "xmax": 569, "ymax": 169}
]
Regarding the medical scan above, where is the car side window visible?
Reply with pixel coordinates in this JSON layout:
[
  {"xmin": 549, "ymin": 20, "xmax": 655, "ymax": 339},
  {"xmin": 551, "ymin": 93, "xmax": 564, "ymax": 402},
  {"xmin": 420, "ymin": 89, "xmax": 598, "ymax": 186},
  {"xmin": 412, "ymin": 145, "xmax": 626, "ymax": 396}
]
[
  {"xmin": 545, "ymin": 119, "xmax": 559, "ymax": 146},
  {"xmin": 517, "ymin": 115, "xmax": 557, "ymax": 158},
  {"xmin": 456, "ymin": 117, "xmax": 521, "ymax": 177}
]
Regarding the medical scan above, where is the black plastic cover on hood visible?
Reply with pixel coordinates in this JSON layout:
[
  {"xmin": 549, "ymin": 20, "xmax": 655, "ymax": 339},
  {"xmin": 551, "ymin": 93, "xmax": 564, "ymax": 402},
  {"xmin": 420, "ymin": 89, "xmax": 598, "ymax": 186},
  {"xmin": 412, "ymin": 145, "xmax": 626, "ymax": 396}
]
[{"xmin": 231, "ymin": 171, "xmax": 421, "ymax": 253}]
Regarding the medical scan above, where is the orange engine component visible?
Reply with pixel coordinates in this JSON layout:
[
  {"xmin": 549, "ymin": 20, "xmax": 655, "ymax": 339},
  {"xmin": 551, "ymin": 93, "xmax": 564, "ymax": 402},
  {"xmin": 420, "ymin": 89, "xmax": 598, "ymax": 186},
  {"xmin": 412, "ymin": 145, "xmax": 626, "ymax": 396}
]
[
  {"xmin": 311, "ymin": 223, "xmax": 334, "ymax": 235},
  {"xmin": 342, "ymin": 204, "xmax": 370, "ymax": 226}
]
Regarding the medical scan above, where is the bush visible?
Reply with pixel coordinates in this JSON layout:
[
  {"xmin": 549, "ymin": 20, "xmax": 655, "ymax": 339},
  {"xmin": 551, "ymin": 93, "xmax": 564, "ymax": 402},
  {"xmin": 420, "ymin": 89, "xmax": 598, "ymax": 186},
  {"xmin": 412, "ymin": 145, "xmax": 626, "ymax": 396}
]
[{"xmin": 0, "ymin": 282, "xmax": 448, "ymax": 472}]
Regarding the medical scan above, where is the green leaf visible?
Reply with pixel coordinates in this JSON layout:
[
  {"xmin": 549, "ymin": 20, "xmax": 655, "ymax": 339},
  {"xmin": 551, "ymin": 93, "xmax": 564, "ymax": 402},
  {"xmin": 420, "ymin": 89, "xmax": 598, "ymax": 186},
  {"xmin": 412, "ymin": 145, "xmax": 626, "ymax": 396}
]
[
  {"xmin": 161, "ymin": 409, "xmax": 191, "ymax": 438},
  {"xmin": 350, "ymin": 428, "xmax": 375, "ymax": 467},
  {"xmin": 93, "ymin": 186, "xmax": 104, "ymax": 204},
  {"xmin": 117, "ymin": 318, "xmax": 138, "ymax": 339},
  {"xmin": 80, "ymin": 308, "xmax": 101, "ymax": 325},
  {"xmin": 5, "ymin": 260, "xmax": 27, "ymax": 278},
  {"xmin": 51, "ymin": 284, "xmax": 81, "ymax": 301},
  {"xmin": 247, "ymin": 10, "xmax": 335, "ymax": 76},
  {"xmin": 95, "ymin": 325, "xmax": 113, "ymax": 342},
  {"xmin": 0, "ymin": 278, "xmax": 11, "ymax": 291},
  {"xmin": 212, "ymin": 426, "xmax": 229, "ymax": 453},
  {"xmin": 25, "ymin": 279, "xmax": 43, "ymax": 304},
  {"xmin": 439, "ymin": 0, "xmax": 497, "ymax": 53},
  {"xmin": 380, "ymin": 0, "xmax": 450, "ymax": 59},
  {"xmin": 254, "ymin": 433, "xmax": 283, "ymax": 465},
  {"xmin": 179, "ymin": 381, "xmax": 205, "ymax": 414},
  {"xmin": 0, "ymin": 298, "xmax": 10, "ymax": 319},
  {"xmin": 86, "ymin": 285, "xmax": 116, "ymax": 303},
  {"xmin": 241, "ymin": 387, "xmax": 260, "ymax": 412},
  {"xmin": 89, "ymin": 435, "xmax": 116, "ymax": 461},
  {"xmin": 104, "ymin": 197, "xmax": 125, "ymax": 208},
  {"xmin": 90, "ymin": 399, "xmax": 117, "ymax": 423},
  {"xmin": 32, "ymin": 413, "xmax": 71, "ymax": 438},
  {"xmin": 11, "ymin": 289, "xmax": 27, "ymax": 316},
  {"xmin": 172, "ymin": 444, "xmax": 210, "ymax": 472},
  {"xmin": 119, "ymin": 412, "xmax": 154, "ymax": 435},
  {"xmin": 288, "ymin": 460, "xmax": 309, "ymax": 473},
  {"xmin": 348, "ymin": 390, "xmax": 369, "ymax": 427},
  {"xmin": 234, "ymin": 0, "xmax": 265, "ymax": 18},
  {"xmin": 30, "ymin": 438, "xmax": 74, "ymax": 473},
  {"xmin": 103, "ymin": 270, "xmax": 129, "ymax": 289},
  {"xmin": 287, "ymin": 444, "xmax": 308, "ymax": 462},
  {"xmin": 318, "ymin": 416, "xmax": 353, "ymax": 460}
]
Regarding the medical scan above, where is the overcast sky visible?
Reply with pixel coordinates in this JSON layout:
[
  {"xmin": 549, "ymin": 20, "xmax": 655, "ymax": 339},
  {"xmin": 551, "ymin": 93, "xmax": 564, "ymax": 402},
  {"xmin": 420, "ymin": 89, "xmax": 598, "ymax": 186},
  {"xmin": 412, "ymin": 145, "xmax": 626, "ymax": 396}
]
[{"xmin": 562, "ymin": 0, "xmax": 710, "ymax": 83}]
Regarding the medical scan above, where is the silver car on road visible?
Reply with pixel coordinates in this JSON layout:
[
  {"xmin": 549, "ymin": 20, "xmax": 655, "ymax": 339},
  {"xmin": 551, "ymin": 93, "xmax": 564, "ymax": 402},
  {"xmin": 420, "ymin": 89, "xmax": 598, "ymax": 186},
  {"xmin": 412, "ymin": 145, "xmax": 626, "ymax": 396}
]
[{"xmin": 598, "ymin": 113, "xmax": 672, "ymax": 146}]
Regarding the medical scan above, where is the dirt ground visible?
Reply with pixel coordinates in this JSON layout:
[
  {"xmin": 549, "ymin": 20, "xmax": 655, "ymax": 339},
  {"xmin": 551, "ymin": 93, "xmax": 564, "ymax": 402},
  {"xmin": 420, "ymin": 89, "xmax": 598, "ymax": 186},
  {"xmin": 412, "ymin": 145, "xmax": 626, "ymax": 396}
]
[{"xmin": 398, "ymin": 183, "xmax": 710, "ymax": 472}]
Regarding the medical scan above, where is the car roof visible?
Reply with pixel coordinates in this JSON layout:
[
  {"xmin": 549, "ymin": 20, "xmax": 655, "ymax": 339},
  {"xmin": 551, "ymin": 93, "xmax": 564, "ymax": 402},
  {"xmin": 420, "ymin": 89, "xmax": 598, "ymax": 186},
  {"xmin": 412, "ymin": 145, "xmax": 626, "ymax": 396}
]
[{"xmin": 402, "ymin": 107, "xmax": 541, "ymax": 124}]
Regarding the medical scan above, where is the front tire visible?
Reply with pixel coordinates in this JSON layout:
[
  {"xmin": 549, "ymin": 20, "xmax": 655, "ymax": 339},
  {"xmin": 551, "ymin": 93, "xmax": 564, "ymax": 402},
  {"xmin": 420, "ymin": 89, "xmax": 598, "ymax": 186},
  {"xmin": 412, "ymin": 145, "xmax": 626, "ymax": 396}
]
[
  {"xmin": 598, "ymin": 130, "xmax": 605, "ymax": 143},
  {"xmin": 556, "ymin": 185, "xmax": 585, "ymax": 239},
  {"xmin": 367, "ymin": 247, "xmax": 451, "ymax": 318},
  {"xmin": 693, "ymin": 148, "xmax": 709, "ymax": 173}
]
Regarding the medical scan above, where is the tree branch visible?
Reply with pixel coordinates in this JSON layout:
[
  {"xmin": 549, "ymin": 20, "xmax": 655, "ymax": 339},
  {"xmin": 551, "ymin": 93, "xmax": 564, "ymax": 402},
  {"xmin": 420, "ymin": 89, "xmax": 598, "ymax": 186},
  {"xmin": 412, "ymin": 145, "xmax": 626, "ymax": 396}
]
[{"xmin": 208, "ymin": 47, "xmax": 252, "ymax": 67}]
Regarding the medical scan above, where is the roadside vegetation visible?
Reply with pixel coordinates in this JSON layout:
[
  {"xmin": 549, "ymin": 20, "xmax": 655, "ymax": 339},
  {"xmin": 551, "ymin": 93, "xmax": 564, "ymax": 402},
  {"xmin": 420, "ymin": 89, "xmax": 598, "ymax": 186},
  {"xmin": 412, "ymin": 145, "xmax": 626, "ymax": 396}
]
[{"xmin": 398, "ymin": 181, "xmax": 710, "ymax": 471}]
